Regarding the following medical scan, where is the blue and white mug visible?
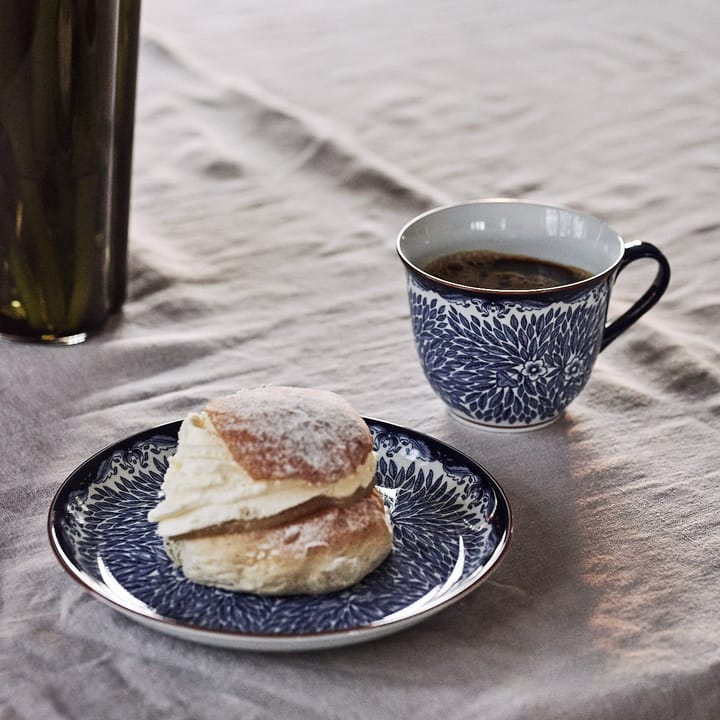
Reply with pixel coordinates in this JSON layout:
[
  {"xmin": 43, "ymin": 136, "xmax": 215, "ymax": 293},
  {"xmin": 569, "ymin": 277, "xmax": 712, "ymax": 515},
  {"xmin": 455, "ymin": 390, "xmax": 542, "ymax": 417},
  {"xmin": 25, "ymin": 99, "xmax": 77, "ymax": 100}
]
[{"xmin": 397, "ymin": 200, "xmax": 670, "ymax": 430}]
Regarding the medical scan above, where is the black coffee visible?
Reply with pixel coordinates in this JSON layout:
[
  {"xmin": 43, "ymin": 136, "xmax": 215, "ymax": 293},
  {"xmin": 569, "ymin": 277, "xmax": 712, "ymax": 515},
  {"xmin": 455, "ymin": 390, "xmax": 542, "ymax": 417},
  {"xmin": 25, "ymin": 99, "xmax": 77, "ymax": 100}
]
[{"xmin": 423, "ymin": 249, "xmax": 593, "ymax": 290}]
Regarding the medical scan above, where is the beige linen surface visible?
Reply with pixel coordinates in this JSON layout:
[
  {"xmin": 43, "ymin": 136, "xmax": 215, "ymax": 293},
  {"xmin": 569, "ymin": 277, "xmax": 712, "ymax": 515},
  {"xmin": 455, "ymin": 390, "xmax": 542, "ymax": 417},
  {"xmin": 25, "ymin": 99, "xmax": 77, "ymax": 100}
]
[{"xmin": 2, "ymin": 1, "xmax": 719, "ymax": 718}]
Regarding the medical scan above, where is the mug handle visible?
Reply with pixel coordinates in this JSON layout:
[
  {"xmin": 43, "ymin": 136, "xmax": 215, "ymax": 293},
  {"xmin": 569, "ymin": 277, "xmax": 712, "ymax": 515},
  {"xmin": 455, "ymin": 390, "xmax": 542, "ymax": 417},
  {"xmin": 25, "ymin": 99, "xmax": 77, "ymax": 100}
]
[{"xmin": 601, "ymin": 240, "xmax": 671, "ymax": 350}]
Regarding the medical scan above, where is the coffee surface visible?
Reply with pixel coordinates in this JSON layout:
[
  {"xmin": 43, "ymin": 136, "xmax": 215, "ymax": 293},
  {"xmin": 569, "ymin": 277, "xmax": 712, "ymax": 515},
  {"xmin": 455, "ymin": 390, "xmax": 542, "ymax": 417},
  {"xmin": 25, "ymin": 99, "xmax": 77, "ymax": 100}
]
[{"xmin": 423, "ymin": 249, "xmax": 593, "ymax": 290}]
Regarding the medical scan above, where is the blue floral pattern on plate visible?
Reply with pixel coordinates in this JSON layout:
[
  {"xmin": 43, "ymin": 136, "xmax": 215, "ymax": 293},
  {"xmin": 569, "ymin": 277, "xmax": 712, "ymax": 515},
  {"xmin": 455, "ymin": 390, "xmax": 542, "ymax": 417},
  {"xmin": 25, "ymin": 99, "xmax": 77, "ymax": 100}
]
[
  {"xmin": 48, "ymin": 419, "xmax": 511, "ymax": 651},
  {"xmin": 408, "ymin": 275, "xmax": 611, "ymax": 427}
]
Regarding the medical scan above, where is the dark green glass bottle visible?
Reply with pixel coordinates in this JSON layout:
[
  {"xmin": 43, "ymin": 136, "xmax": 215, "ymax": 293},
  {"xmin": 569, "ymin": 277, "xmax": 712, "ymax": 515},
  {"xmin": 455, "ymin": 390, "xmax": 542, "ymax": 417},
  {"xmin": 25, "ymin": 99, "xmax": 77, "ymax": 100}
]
[{"xmin": 0, "ymin": 0, "xmax": 141, "ymax": 343}]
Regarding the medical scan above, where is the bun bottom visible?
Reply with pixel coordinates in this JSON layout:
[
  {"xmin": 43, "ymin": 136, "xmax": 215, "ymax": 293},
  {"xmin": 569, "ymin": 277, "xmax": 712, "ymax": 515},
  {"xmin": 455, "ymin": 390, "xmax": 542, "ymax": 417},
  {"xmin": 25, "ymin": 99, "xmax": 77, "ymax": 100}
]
[{"xmin": 164, "ymin": 488, "xmax": 393, "ymax": 595}]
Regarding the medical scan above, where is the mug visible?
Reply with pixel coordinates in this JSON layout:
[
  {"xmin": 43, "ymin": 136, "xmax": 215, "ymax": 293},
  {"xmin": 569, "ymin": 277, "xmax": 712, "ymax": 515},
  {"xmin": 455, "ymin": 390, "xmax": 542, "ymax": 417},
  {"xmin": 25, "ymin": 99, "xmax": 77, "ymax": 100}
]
[{"xmin": 397, "ymin": 199, "xmax": 670, "ymax": 430}]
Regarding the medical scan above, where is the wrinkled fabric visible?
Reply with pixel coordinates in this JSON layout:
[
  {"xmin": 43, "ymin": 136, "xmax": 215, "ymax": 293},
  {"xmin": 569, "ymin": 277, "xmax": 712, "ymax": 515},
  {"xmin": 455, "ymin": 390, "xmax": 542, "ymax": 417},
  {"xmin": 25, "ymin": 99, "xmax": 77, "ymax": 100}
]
[{"xmin": 2, "ymin": 1, "xmax": 719, "ymax": 718}]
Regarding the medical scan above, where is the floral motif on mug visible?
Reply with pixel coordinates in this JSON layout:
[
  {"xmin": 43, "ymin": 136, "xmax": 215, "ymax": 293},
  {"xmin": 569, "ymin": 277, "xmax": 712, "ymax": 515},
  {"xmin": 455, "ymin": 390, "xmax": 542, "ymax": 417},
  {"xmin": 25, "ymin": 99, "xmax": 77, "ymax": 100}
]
[{"xmin": 408, "ymin": 277, "xmax": 610, "ymax": 426}]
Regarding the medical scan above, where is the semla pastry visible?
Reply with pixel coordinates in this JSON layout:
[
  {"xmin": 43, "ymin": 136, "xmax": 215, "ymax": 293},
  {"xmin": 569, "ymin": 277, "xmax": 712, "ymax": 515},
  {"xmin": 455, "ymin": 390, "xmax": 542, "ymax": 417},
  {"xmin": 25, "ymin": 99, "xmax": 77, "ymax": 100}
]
[{"xmin": 147, "ymin": 386, "xmax": 392, "ymax": 595}]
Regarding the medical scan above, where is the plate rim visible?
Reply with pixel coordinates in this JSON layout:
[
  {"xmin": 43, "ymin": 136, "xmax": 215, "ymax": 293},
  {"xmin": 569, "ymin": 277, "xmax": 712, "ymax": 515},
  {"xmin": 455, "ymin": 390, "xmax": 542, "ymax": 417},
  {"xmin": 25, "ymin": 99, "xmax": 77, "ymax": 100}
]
[{"xmin": 48, "ymin": 417, "xmax": 513, "ymax": 650}]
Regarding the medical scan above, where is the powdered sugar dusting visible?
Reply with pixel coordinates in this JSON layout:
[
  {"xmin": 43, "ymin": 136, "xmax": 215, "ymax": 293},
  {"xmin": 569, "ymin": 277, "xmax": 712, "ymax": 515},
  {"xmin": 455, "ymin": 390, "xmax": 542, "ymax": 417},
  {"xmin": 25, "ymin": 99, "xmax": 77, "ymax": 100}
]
[
  {"xmin": 205, "ymin": 386, "xmax": 373, "ymax": 484},
  {"xmin": 257, "ymin": 488, "xmax": 390, "ymax": 558}
]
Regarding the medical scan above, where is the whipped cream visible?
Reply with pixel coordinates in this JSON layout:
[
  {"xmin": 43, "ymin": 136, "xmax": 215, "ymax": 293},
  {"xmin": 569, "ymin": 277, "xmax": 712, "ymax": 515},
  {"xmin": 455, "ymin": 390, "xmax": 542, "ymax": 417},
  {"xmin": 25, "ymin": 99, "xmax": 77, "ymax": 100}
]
[{"xmin": 147, "ymin": 411, "xmax": 377, "ymax": 538}]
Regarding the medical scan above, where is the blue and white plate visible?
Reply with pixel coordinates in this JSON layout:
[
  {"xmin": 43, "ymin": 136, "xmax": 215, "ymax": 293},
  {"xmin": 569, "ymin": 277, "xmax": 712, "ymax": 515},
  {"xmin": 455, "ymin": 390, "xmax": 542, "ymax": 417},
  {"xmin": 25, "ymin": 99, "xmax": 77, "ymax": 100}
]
[{"xmin": 48, "ymin": 418, "xmax": 512, "ymax": 651}]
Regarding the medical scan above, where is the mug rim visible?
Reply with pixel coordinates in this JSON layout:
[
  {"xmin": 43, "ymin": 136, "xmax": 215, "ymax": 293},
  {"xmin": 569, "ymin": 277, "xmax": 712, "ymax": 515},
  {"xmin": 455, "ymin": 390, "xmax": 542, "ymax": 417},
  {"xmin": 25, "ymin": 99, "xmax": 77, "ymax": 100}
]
[{"xmin": 396, "ymin": 198, "xmax": 625, "ymax": 297}]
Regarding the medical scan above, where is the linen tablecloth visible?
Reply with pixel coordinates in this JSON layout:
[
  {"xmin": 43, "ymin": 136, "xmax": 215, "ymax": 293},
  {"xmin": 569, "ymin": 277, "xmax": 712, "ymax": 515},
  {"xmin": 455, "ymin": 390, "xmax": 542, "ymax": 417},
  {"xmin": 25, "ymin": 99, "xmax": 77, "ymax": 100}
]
[{"xmin": 3, "ymin": 1, "xmax": 719, "ymax": 718}]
